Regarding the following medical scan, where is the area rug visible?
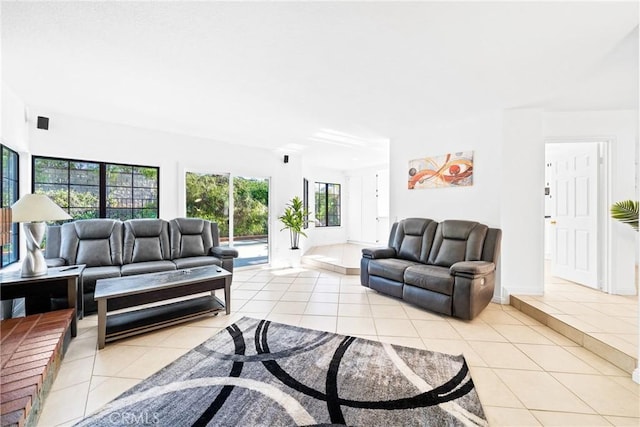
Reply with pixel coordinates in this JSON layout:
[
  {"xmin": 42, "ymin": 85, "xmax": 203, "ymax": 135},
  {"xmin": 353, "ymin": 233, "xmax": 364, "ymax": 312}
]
[{"xmin": 75, "ymin": 317, "xmax": 487, "ymax": 426}]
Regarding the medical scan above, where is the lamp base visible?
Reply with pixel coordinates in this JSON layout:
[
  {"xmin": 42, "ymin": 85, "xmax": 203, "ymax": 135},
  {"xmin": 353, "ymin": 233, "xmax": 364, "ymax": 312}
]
[{"xmin": 21, "ymin": 222, "xmax": 48, "ymax": 278}]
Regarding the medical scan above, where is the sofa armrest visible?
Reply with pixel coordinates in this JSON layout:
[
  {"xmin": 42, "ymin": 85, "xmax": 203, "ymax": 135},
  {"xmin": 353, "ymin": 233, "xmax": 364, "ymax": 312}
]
[
  {"xmin": 450, "ymin": 261, "xmax": 495, "ymax": 278},
  {"xmin": 211, "ymin": 246, "xmax": 239, "ymax": 259},
  {"xmin": 362, "ymin": 247, "xmax": 396, "ymax": 259},
  {"xmin": 46, "ymin": 257, "xmax": 66, "ymax": 268}
]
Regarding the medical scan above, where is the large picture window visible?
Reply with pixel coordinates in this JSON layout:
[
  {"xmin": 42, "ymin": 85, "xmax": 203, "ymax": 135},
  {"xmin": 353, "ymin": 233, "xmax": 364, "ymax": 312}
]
[
  {"xmin": 1, "ymin": 145, "xmax": 19, "ymax": 267},
  {"xmin": 315, "ymin": 182, "xmax": 341, "ymax": 227},
  {"xmin": 33, "ymin": 156, "xmax": 159, "ymax": 220}
]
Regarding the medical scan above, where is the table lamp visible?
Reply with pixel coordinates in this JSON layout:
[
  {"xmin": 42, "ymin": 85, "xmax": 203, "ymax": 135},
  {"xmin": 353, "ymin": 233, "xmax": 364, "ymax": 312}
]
[{"xmin": 11, "ymin": 194, "xmax": 72, "ymax": 277}]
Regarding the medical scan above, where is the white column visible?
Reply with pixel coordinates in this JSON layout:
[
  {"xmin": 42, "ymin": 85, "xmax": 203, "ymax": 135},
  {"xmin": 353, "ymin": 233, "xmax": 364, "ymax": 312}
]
[{"xmin": 500, "ymin": 108, "xmax": 545, "ymax": 298}]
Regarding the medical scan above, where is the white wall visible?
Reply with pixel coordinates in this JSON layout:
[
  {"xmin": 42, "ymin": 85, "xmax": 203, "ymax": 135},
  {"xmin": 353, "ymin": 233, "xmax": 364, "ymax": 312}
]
[
  {"xmin": 301, "ymin": 163, "xmax": 347, "ymax": 249},
  {"xmin": 543, "ymin": 110, "xmax": 638, "ymax": 295},
  {"xmin": 389, "ymin": 108, "xmax": 639, "ymax": 300},
  {"xmin": 1, "ymin": 84, "xmax": 31, "ymax": 278},
  {"xmin": 1, "ymin": 84, "xmax": 30, "ymax": 198},
  {"xmin": 390, "ymin": 112, "xmax": 506, "ymax": 300},
  {"xmin": 1, "ymin": 84, "xmax": 28, "ymax": 153},
  {"xmin": 500, "ymin": 109, "xmax": 545, "ymax": 297},
  {"xmin": 25, "ymin": 109, "xmax": 302, "ymax": 267},
  {"xmin": 389, "ymin": 112, "xmax": 503, "ymax": 226}
]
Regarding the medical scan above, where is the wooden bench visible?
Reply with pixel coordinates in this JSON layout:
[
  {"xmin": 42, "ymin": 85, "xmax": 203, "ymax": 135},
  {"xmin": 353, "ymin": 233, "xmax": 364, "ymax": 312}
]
[{"xmin": 0, "ymin": 309, "xmax": 74, "ymax": 427}]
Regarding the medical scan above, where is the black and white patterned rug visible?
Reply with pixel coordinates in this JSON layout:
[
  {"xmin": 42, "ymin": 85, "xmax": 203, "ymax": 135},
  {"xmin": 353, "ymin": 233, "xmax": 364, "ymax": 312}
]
[{"xmin": 76, "ymin": 317, "xmax": 487, "ymax": 426}]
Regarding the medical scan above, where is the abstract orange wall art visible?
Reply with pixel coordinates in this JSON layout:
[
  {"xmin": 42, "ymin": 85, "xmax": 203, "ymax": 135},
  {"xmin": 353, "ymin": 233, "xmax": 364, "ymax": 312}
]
[{"xmin": 408, "ymin": 151, "xmax": 474, "ymax": 189}]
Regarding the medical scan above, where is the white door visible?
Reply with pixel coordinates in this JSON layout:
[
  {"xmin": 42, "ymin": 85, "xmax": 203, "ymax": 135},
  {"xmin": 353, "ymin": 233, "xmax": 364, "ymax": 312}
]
[{"xmin": 549, "ymin": 142, "xmax": 600, "ymax": 288}]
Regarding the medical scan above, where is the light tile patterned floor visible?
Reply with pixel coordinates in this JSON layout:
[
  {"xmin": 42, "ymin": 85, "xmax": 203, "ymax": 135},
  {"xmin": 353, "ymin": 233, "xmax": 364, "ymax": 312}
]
[
  {"xmin": 535, "ymin": 271, "xmax": 637, "ymax": 358},
  {"xmin": 38, "ymin": 264, "xmax": 640, "ymax": 426}
]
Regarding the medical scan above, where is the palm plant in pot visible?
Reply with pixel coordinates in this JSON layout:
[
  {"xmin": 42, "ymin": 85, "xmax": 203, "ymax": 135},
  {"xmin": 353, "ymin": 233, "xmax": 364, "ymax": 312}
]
[
  {"xmin": 279, "ymin": 196, "xmax": 310, "ymax": 250},
  {"xmin": 611, "ymin": 200, "xmax": 639, "ymax": 231}
]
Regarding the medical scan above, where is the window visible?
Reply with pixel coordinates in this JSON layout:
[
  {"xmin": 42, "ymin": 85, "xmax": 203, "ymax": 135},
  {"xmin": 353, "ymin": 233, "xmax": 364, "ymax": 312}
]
[
  {"xmin": 1, "ymin": 144, "xmax": 19, "ymax": 267},
  {"xmin": 33, "ymin": 156, "xmax": 159, "ymax": 220},
  {"xmin": 303, "ymin": 178, "xmax": 309, "ymax": 229},
  {"xmin": 185, "ymin": 172, "xmax": 270, "ymax": 268},
  {"xmin": 315, "ymin": 182, "xmax": 341, "ymax": 227},
  {"xmin": 106, "ymin": 164, "xmax": 159, "ymax": 220}
]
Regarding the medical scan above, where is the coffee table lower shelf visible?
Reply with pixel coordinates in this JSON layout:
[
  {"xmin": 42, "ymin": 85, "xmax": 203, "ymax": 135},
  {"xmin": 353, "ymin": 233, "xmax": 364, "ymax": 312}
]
[{"xmin": 104, "ymin": 295, "xmax": 224, "ymax": 344}]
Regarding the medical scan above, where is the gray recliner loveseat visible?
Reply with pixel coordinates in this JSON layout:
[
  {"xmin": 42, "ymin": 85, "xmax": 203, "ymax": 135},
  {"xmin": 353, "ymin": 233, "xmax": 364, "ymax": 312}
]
[
  {"xmin": 45, "ymin": 217, "xmax": 238, "ymax": 314},
  {"xmin": 361, "ymin": 218, "xmax": 501, "ymax": 320}
]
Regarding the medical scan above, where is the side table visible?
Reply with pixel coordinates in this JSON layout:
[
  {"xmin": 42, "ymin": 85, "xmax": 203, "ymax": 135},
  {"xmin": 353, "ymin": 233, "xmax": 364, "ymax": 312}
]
[{"xmin": 0, "ymin": 265, "xmax": 84, "ymax": 337}]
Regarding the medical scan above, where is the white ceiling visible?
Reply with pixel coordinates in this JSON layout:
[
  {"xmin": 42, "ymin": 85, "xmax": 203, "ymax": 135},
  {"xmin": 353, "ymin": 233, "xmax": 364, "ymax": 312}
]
[{"xmin": 2, "ymin": 1, "xmax": 638, "ymax": 170}]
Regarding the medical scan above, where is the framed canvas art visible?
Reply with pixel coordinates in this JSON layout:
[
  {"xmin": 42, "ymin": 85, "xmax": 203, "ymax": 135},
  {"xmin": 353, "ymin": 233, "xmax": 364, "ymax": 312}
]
[{"xmin": 408, "ymin": 151, "xmax": 473, "ymax": 189}]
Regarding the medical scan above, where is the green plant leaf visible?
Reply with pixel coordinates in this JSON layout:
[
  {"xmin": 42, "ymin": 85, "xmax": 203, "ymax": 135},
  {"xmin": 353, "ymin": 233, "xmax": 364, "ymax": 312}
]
[
  {"xmin": 278, "ymin": 196, "xmax": 311, "ymax": 248},
  {"xmin": 610, "ymin": 200, "xmax": 639, "ymax": 231}
]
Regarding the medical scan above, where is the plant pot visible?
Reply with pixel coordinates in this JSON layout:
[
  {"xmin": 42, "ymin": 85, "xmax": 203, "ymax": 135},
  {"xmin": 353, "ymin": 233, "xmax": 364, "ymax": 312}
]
[{"xmin": 288, "ymin": 248, "xmax": 302, "ymax": 268}]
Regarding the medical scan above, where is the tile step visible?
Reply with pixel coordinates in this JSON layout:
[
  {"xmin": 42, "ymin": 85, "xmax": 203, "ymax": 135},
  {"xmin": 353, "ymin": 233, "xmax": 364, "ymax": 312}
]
[
  {"xmin": 301, "ymin": 256, "xmax": 359, "ymax": 276},
  {"xmin": 510, "ymin": 295, "xmax": 637, "ymax": 375}
]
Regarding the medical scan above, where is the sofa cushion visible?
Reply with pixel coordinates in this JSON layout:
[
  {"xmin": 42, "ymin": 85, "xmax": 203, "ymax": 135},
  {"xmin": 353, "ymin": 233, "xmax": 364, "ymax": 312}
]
[
  {"xmin": 429, "ymin": 220, "xmax": 488, "ymax": 267},
  {"xmin": 121, "ymin": 260, "xmax": 176, "ymax": 276},
  {"xmin": 77, "ymin": 240, "xmax": 112, "ymax": 267},
  {"xmin": 404, "ymin": 265, "xmax": 454, "ymax": 295},
  {"xmin": 173, "ymin": 256, "xmax": 222, "ymax": 270},
  {"xmin": 132, "ymin": 238, "xmax": 163, "ymax": 263},
  {"xmin": 180, "ymin": 235, "xmax": 205, "ymax": 258},
  {"xmin": 391, "ymin": 218, "xmax": 436, "ymax": 262},
  {"xmin": 123, "ymin": 219, "xmax": 171, "ymax": 264},
  {"xmin": 368, "ymin": 258, "xmax": 419, "ymax": 282},
  {"xmin": 170, "ymin": 218, "xmax": 214, "ymax": 259},
  {"xmin": 82, "ymin": 266, "xmax": 122, "ymax": 294},
  {"xmin": 60, "ymin": 219, "xmax": 123, "ymax": 266}
]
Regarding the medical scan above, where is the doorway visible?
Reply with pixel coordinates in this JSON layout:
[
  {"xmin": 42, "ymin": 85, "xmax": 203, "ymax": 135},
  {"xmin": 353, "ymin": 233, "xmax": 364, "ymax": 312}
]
[
  {"xmin": 185, "ymin": 172, "xmax": 270, "ymax": 268},
  {"xmin": 544, "ymin": 140, "xmax": 608, "ymax": 292}
]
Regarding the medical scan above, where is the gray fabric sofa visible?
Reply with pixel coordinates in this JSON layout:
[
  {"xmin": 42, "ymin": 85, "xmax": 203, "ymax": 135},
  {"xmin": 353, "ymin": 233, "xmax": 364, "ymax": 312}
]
[
  {"xmin": 361, "ymin": 218, "xmax": 501, "ymax": 320},
  {"xmin": 45, "ymin": 217, "xmax": 238, "ymax": 315}
]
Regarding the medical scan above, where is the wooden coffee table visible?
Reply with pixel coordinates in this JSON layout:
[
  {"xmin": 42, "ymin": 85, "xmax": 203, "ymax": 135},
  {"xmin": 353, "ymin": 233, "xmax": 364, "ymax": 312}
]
[{"xmin": 94, "ymin": 265, "xmax": 231, "ymax": 349}]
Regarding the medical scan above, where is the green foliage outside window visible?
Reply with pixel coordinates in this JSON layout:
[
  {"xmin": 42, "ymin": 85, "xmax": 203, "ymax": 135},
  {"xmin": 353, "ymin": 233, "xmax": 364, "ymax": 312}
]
[
  {"xmin": 33, "ymin": 156, "xmax": 159, "ymax": 221},
  {"xmin": 186, "ymin": 173, "xmax": 230, "ymax": 237},
  {"xmin": 233, "ymin": 177, "xmax": 269, "ymax": 237},
  {"xmin": 185, "ymin": 173, "xmax": 269, "ymax": 239},
  {"xmin": 315, "ymin": 182, "xmax": 341, "ymax": 227}
]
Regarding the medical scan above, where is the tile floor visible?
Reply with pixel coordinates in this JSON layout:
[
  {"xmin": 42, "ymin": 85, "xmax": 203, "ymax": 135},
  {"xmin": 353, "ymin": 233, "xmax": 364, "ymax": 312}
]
[
  {"xmin": 37, "ymin": 265, "xmax": 640, "ymax": 426},
  {"xmin": 512, "ymin": 270, "xmax": 638, "ymax": 375},
  {"xmin": 302, "ymin": 243, "xmax": 370, "ymax": 275}
]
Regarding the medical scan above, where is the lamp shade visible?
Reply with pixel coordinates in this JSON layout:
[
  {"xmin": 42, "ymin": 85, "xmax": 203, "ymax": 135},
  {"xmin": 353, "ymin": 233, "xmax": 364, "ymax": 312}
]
[{"xmin": 11, "ymin": 194, "xmax": 72, "ymax": 222}]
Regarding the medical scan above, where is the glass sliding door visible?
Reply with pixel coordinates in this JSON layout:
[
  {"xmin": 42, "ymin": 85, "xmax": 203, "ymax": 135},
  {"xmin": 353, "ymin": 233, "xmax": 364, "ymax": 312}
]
[
  {"xmin": 185, "ymin": 172, "xmax": 230, "ymax": 242},
  {"xmin": 185, "ymin": 172, "xmax": 269, "ymax": 268},
  {"xmin": 233, "ymin": 176, "xmax": 269, "ymax": 267}
]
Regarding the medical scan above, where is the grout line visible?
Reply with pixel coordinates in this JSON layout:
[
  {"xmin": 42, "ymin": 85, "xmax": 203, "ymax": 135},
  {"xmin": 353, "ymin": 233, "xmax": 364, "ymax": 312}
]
[{"xmin": 510, "ymin": 296, "xmax": 637, "ymax": 375}]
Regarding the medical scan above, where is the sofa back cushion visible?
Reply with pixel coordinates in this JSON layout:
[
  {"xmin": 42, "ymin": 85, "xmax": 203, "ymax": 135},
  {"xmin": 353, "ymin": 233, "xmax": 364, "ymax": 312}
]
[
  {"xmin": 44, "ymin": 225, "xmax": 62, "ymax": 259},
  {"xmin": 60, "ymin": 219, "xmax": 123, "ymax": 267},
  {"xmin": 169, "ymin": 218, "xmax": 214, "ymax": 259},
  {"xmin": 123, "ymin": 219, "xmax": 171, "ymax": 264},
  {"xmin": 428, "ymin": 220, "xmax": 488, "ymax": 267},
  {"xmin": 391, "ymin": 218, "xmax": 437, "ymax": 262}
]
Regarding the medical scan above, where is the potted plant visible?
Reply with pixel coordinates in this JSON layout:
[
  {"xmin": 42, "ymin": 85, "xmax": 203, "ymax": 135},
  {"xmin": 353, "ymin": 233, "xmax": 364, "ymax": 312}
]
[
  {"xmin": 611, "ymin": 200, "xmax": 639, "ymax": 231},
  {"xmin": 279, "ymin": 196, "xmax": 310, "ymax": 249}
]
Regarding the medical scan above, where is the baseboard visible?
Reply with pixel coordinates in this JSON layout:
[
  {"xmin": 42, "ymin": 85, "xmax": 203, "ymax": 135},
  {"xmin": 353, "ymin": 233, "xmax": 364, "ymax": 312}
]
[{"xmin": 491, "ymin": 295, "xmax": 509, "ymax": 304}]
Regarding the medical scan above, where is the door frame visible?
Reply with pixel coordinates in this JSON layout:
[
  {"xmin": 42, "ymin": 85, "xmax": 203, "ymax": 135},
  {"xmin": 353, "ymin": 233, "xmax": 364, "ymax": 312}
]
[
  {"xmin": 179, "ymin": 167, "xmax": 272, "ymax": 269},
  {"xmin": 544, "ymin": 137, "xmax": 611, "ymax": 293}
]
